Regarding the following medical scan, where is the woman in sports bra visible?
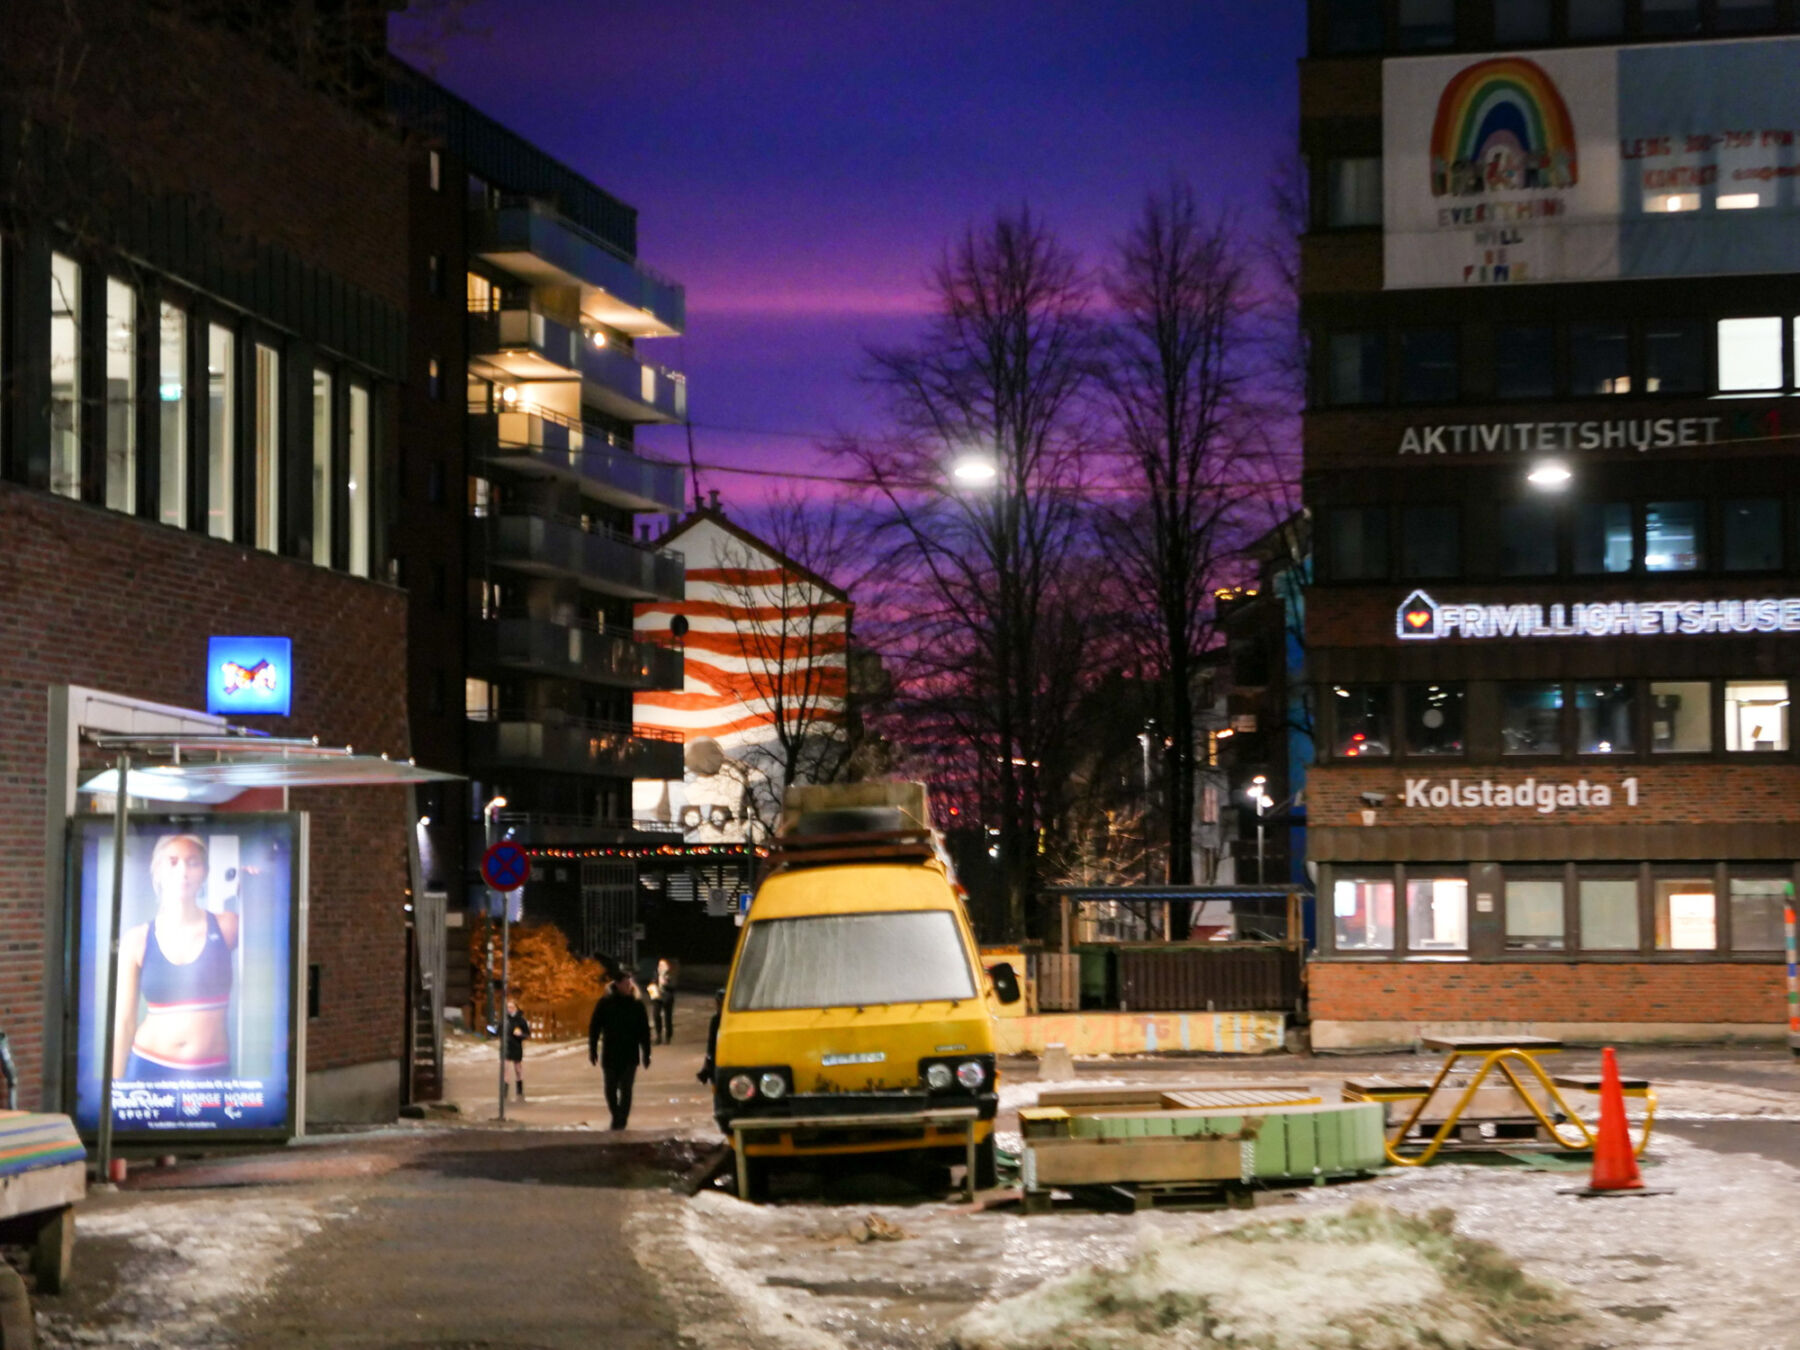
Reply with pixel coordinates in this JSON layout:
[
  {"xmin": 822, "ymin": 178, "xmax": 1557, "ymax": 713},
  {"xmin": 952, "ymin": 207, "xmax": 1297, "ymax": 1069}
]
[{"xmin": 113, "ymin": 834, "xmax": 240, "ymax": 1082}]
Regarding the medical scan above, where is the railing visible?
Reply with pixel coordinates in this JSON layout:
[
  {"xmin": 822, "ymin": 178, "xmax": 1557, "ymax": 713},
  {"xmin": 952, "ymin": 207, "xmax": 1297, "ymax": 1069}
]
[
  {"xmin": 493, "ymin": 194, "xmax": 683, "ymax": 295},
  {"xmin": 468, "ymin": 709, "xmax": 683, "ymax": 777},
  {"xmin": 487, "ymin": 510, "xmax": 685, "ymax": 600},
  {"xmin": 466, "ymin": 400, "xmax": 686, "ymax": 513},
  {"xmin": 490, "ymin": 812, "xmax": 685, "ymax": 844},
  {"xmin": 479, "ymin": 613, "xmax": 684, "ymax": 689}
]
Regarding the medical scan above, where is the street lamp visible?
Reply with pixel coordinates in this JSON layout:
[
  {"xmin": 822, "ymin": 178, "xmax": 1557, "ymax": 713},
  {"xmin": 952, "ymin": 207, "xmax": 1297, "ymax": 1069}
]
[
  {"xmin": 1249, "ymin": 776, "xmax": 1270, "ymax": 886},
  {"xmin": 950, "ymin": 454, "xmax": 998, "ymax": 485},
  {"xmin": 1527, "ymin": 459, "xmax": 1572, "ymax": 490}
]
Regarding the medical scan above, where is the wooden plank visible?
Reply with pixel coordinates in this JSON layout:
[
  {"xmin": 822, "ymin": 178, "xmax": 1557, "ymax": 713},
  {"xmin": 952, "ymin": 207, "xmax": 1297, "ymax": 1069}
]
[
  {"xmin": 0, "ymin": 1161, "xmax": 85, "ymax": 1223},
  {"xmin": 1029, "ymin": 1136, "xmax": 1243, "ymax": 1186}
]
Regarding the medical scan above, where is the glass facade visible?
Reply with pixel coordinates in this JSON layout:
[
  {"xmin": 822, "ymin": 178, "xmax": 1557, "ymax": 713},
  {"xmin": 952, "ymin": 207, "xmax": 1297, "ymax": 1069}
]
[
  {"xmin": 159, "ymin": 304, "xmax": 186, "ymax": 528},
  {"xmin": 255, "ymin": 343, "xmax": 281, "ymax": 551},
  {"xmin": 50, "ymin": 254, "xmax": 81, "ymax": 500},
  {"xmin": 105, "ymin": 278, "xmax": 137, "ymax": 513},
  {"xmin": 313, "ymin": 370, "xmax": 334, "ymax": 565},
  {"xmin": 208, "ymin": 324, "xmax": 235, "ymax": 541}
]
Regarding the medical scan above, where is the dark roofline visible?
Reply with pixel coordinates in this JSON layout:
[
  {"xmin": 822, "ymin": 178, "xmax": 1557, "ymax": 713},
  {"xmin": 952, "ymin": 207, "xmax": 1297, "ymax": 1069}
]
[{"xmin": 656, "ymin": 507, "xmax": 851, "ymax": 604}]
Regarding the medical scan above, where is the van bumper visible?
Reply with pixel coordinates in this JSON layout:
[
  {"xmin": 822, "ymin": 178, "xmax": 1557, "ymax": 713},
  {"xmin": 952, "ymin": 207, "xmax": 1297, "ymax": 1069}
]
[{"xmin": 716, "ymin": 1091, "xmax": 997, "ymax": 1145}]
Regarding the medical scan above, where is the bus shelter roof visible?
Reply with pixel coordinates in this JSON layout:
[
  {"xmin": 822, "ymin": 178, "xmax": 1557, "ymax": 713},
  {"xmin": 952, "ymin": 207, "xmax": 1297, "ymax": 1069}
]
[{"xmin": 79, "ymin": 733, "xmax": 461, "ymax": 804}]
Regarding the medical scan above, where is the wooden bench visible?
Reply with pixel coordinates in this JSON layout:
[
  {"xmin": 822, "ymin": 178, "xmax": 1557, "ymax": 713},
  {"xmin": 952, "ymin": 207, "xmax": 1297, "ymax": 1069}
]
[{"xmin": 0, "ymin": 1111, "xmax": 87, "ymax": 1298}]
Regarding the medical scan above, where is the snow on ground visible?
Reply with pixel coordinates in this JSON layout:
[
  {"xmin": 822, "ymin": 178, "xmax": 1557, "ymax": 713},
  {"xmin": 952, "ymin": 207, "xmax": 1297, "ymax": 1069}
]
[
  {"xmin": 680, "ymin": 1131, "xmax": 1800, "ymax": 1350},
  {"xmin": 37, "ymin": 1193, "xmax": 333, "ymax": 1348}
]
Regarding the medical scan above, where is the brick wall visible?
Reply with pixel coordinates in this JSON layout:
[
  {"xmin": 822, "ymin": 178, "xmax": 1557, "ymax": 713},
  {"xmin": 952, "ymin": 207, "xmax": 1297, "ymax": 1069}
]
[
  {"xmin": 0, "ymin": 485, "xmax": 411, "ymax": 1103},
  {"xmin": 1311, "ymin": 959, "xmax": 1784, "ymax": 1025}
]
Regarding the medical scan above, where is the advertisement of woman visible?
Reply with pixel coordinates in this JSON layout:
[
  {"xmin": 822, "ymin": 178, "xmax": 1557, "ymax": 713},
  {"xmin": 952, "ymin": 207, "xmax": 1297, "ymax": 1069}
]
[{"xmin": 70, "ymin": 814, "xmax": 298, "ymax": 1136}]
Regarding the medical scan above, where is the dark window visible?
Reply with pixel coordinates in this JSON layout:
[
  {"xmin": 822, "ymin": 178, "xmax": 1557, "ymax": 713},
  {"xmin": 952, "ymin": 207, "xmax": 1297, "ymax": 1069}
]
[
  {"xmin": 427, "ymin": 357, "xmax": 442, "ymax": 401},
  {"xmin": 1569, "ymin": 322, "xmax": 1630, "ymax": 394},
  {"xmin": 1397, "ymin": 0, "xmax": 1455, "ymax": 47},
  {"xmin": 1327, "ymin": 331, "xmax": 1385, "ymax": 405},
  {"xmin": 1576, "ymin": 681, "xmax": 1636, "ymax": 755},
  {"xmin": 427, "ymin": 459, "xmax": 446, "ymax": 505},
  {"xmin": 1401, "ymin": 505, "xmax": 1460, "ymax": 577},
  {"xmin": 1404, "ymin": 683, "xmax": 1465, "ymax": 756},
  {"xmin": 1398, "ymin": 328, "xmax": 1458, "ymax": 403},
  {"xmin": 1716, "ymin": 0, "xmax": 1777, "ymax": 30},
  {"xmin": 428, "ymin": 670, "xmax": 446, "ymax": 715},
  {"xmin": 1645, "ymin": 500, "xmax": 1703, "ymax": 572},
  {"xmin": 1722, "ymin": 499, "xmax": 1781, "ymax": 571},
  {"xmin": 1332, "ymin": 685, "xmax": 1391, "ymax": 759},
  {"xmin": 1645, "ymin": 321, "xmax": 1705, "ymax": 394},
  {"xmin": 1495, "ymin": 325, "xmax": 1555, "ymax": 398},
  {"xmin": 1325, "ymin": 158, "xmax": 1383, "ymax": 228},
  {"xmin": 1324, "ymin": 0, "xmax": 1384, "ymax": 52},
  {"xmin": 1326, "ymin": 505, "xmax": 1389, "ymax": 580},
  {"xmin": 308, "ymin": 964, "xmax": 322, "ymax": 1019},
  {"xmin": 1502, "ymin": 682, "xmax": 1563, "ymax": 756},
  {"xmin": 427, "ymin": 254, "xmax": 443, "ymax": 298},
  {"xmin": 1640, "ymin": 0, "xmax": 1700, "ymax": 34},
  {"xmin": 1492, "ymin": 0, "xmax": 1551, "ymax": 41},
  {"xmin": 1497, "ymin": 500, "xmax": 1558, "ymax": 576},
  {"xmin": 1566, "ymin": 0, "xmax": 1624, "ymax": 37},
  {"xmin": 432, "ymin": 562, "xmax": 448, "ymax": 609},
  {"xmin": 1573, "ymin": 501, "xmax": 1634, "ymax": 574}
]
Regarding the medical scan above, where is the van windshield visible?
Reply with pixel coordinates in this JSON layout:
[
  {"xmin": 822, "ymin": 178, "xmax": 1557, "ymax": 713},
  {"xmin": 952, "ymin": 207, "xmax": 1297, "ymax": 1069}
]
[{"xmin": 730, "ymin": 910, "xmax": 977, "ymax": 1011}]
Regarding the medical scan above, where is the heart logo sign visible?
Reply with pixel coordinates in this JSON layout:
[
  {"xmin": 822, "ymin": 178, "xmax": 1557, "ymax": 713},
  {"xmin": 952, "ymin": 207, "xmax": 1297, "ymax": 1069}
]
[{"xmin": 1396, "ymin": 590, "xmax": 1442, "ymax": 640}]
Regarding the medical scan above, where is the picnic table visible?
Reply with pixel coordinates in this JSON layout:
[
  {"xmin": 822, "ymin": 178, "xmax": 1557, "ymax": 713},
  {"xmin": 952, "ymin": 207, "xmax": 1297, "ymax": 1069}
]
[{"xmin": 1344, "ymin": 1034, "xmax": 1657, "ymax": 1167}]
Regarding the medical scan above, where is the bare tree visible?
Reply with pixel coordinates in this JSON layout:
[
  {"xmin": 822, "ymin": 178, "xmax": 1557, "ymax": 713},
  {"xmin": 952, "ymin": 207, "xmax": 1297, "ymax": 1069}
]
[
  {"xmin": 705, "ymin": 495, "xmax": 861, "ymax": 839},
  {"xmin": 1098, "ymin": 181, "xmax": 1266, "ymax": 901},
  {"xmin": 841, "ymin": 207, "xmax": 1099, "ymax": 939}
]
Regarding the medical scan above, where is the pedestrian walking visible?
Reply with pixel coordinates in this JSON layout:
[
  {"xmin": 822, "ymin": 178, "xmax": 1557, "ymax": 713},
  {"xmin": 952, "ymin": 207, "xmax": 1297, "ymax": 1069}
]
[
  {"xmin": 504, "ymin": 997, "xmax": 529, "ymax": 1101},
  {"xmin": 697, "ymin": 987, "xmax": 726, "ymax": 1085},
  {"xmin": 588, "ymin": 973, "xmax": 652, "ymax": 1130},
  {"xmin": 647, "ymin": 956, "xmax": 679, "ymax": 1044}
]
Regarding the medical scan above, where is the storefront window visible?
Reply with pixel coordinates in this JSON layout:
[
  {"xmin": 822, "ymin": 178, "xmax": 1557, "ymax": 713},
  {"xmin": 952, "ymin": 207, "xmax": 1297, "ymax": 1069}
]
[
  {"xmin": 1725, "ymin": 680, "xmax": 1788, "ymax": 752},
  {"xmin": 1502, "ymin": 682, "xmax": 1563, "ymax": 755},
  {"xmin": 1644, "ymin": 321, "xmax": 1704, "ymax": 393},
  {"xmin": 1573, "ymin": 502, "xmax": 1633, "ymax": 574},
  {"xmin": 1398, "ymin": 328, "xmax": 1457, "ymax": 403},
  {"xmin": 1722, "ymin": 499, "xmax": 1782, "ymax": 572},
  {"xmin": 1576, "ymin": 682, "xmax": 1635, "ymax": 755},
  {"xmin": 1327, "ymin": 331, "xmax": 1385, "ymax": 406},
  {"xmin": 1729, "ymin": 877, "xmax": 1787, "ymax": 951},
  {"xmin": 1654, "ymin": 877, "xmax": 1716, "ymax": 950},
  {"xmin": 1333, "ymin": 877, "xmax": 1394, "ymax": 951},
  {"xmin": 1325, "ymin": 158, "xmax": 1382, "ymax": 228},
  {"xmin": 1404, "ymin": 683, "xmax": 1465, "ymax": 756},
  {"xmin": 1650, "ymin": 681, "xmax": 1711, "ymax": 753},
  {"xmin": 1326, "ymin": 505, "xmax": 1388, "ymax": 580},
  {"xmin": 1505, "ymin": 877, "xmax": 1565, "ymax": 951},
  {"xmin": 1401, "ymin": 505, "xmax": 1459, "ymax": 578},
  {"xmin": 1569, "ymin": 322, "xmax": 1629, "ymax": 394},
  {"xmin": 1407, "ymin": 877, "xmax": 1468, "ymax": 952},
  {"xmin": 1495, "ymin": 325, "xmax": 1554, "ymax": 399},
  {"xmin": 1644, "ymin": 501, "xmax": 1702, "ymax": 572},
  {"xmin": 1579, "ymin": 877, "xmax": 1639, "ymax": 951},
  {"xmin": 1332, "ymin": 685, "xmax": 1391, "ymax": 759},
  {"xmin": 1492, "ymin": 0, "xmax": 1550, "ymax": 42},
  {"xmin": 1497, "ymin": 500, "xmax": 1557, "ymax": 576}
]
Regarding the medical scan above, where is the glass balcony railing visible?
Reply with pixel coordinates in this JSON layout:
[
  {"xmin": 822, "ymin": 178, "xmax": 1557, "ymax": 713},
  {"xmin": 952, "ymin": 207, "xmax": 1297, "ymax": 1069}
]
[
  {"xmin": 472, "ymin": 196, "xmax": 685, "ymax": 337},
  {"xmin": 468, "ymin": 300, "xmax": 686, "ymax": 425},
  {"xmin": 467, "ymin": 403, "xmax": 686, "ymax": 512},
  {"xmin": 487, "ymin": 508, "xmax": 685, "ymax": 601},
  {"xmin": 481, "ymin": 614, "xmax": 684, "ymax": 691},
  {"xmin": 579, "ymin": 337, "xmax": 686, "ymax": 425},
  {"xmin": 467, "ymin": 710, "xmax": 685, "ymax": 780}
]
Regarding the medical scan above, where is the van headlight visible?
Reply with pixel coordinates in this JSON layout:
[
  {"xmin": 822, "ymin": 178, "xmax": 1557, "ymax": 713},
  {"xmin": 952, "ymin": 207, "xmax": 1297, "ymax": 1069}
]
[
  {"xmin": 925, "ymin": 1063, "xmax": 954, "ymax": 1090},
  {"xmin": 955, "ymin": 1060, "xmax": 987, "ymax": 1090},
  {"xmin": 759, "ymin": 1072, "xmax": 788, "ymax": 1100},
  {"xmin": 727, "ymin": 1073, "xmax": 757, "ymax": 1101}
]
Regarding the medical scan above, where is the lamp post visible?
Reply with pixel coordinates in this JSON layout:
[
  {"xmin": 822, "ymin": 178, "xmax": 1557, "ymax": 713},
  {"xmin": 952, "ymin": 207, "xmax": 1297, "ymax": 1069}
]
[
  {"xmin": 483, "ymin": 794, "xmax": 508, "ymax": 1121},
  {"xmin": 1249, "ymin": 776, "xmax": 1269, "ymax": 886}
]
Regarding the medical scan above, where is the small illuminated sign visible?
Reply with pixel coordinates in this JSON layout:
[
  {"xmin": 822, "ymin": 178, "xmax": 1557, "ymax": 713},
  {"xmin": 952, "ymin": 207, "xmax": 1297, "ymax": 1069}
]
[
  {"xmin": 1402, "ymin": 776, "xmax": 1639, "ymax": 814},
  {"xmin": 1397, "ymin": 592, "xmax": 1800, "ymax": 641},
  {"xmin": 206, "ymin": 637, "xmax": 292, "ymax": 715}
]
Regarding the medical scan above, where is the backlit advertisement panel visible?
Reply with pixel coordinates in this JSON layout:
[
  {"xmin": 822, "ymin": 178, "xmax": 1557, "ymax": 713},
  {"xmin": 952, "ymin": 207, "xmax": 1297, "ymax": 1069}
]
[
  {"xmin": 1384, "ymin": 38, "xmax": 1800, "ymax": 288},
  {"xmin": 68, "ymin": 814, "xmax": 300, "ymax": 1136}
]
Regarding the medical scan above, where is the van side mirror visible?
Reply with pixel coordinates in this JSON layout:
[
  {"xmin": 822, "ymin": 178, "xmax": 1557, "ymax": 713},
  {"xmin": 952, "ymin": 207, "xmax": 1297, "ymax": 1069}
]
[{"xmin": 987, "ymin": 961, "xmax": 1021, "ymax": 1006}]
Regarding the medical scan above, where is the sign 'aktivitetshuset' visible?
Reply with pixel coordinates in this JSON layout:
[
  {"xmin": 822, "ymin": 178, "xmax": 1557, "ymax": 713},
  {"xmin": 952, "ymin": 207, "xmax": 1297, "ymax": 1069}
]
[{"xmin": 1398, "ymin": 590, "xmax": 1800, "ymax": 641}]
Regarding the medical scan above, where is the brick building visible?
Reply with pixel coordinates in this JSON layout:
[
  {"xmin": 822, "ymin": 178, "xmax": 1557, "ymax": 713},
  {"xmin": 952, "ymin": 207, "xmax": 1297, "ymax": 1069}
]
[
  {"xmin": 0, "ymin": 0, "xmax": 424, "ymax": 1123},
  {"xmin": 1302, "ymin": 0, "xmax": 1800, "ymax": 1046}
]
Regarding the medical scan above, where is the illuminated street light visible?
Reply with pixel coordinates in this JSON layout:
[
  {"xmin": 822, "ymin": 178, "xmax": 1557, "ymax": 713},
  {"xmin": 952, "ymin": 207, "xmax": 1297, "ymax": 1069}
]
[
  {"xmin": 1527, "ymin": 459, "xmax": 1572, "ymax": 490},
  {"xmin": 951, "ymin": 454, "xmax": 998, "ymax": 485}
]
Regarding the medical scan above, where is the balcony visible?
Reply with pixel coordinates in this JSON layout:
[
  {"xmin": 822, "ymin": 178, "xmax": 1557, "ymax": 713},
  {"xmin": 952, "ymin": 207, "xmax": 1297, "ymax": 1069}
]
[
  {"xmin": 489, "ymin": 812, "xmax": 684, "ymax": 847},
  {"xmin": 468, "ymin": 711, "xmax": 685, "ymax": 780},
  {"xmin": 472, "ymin": 197, "xmax": 685, "ymax": 337},
  {"xmin": 487, "ymin": 509, "xmax": 685, "ymax": 601},
  {"xmin": 481, "ymin": 614, "xmax": 683, "ymax": 691},
  {"xmin": 468, "ymin": 405, "xmax": 685, "ymax": 512},
  {"xmin": 579, "ymin": 337, "xmax": 686, "ymax": 425},
  {"xmin": 469, "ymin": 301, "xmax": 686, "ymax": 425}
]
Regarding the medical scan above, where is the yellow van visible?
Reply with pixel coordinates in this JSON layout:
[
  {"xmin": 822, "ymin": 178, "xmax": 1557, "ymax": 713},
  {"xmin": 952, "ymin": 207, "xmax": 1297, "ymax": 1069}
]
[{"xmin": 712, "ymin": 783, "xmax": 1021, "ymax": 1199}]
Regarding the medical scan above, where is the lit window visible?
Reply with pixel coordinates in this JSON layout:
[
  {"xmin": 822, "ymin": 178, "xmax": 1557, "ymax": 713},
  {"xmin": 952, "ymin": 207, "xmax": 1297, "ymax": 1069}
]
[
  {"xmin": 1501, "ymin": 682, "xmax": 1563, "ymax": 756},
  {"xmin": 1505, "ymin": 877, "xmax": 1564, "ymax": 951},
  {"xmin": 1579, "ymin": 877, "xmax": 1638, "ymax": 951},
  {"xmin": 312, "ymin": 369, "xmax": 333, "ymax": 566},
  {"xmin": 1650, "ymin": 682, "xmax": 1711, "ymax": 753},
  {"xmin": 1644, "ymin": 500, "xmax": 1702, "ymax": 572},
  {"xmin": 158, "ymin": 303, "xmax": 186, "ymax": 528},
  {"xmin": 348, "ymin": 383, "xmax": 371, "ymax": 578},
  {"xmin": 1654, "ymin": 877, "xmax": 1715, "ymax": 951},
  {"xmin": 105, "ymin": 278, "xmax": 137, "ymax": 514},
  {"xmin": 1644, "ymin": 192, "xmax": 1700, "ymax": 214},
  {"xmin": 1729, "ymin": 878, "xmax": 1787, "ymax": 951},
  {"xmin": 1333, "ymin": 877, "xmax": 1394, "ymax": 951},
  {"xmin": 1569, "ymin": 322, "xmax": 1629, "ymax": 395},
  {"xmin": 1403, "ymin": 683, "xmax": 1464, "ymax": 756},
  {"xmin": 1718, "ymin": 317, "xmax": 1782, "ymax": 393},
  {"xmin": 428, "ymin": 149, "xmax": 442, "ymax": 192},
  {"xmin": 208, "ymin": 324, "xmax": 235, "ymax": 540},
  {"xmin": 1331, "ymin": 685, "xmax": 1391, "ymax": 759},
  {"xmin": 1407, "ymin": 877, "xmax": 1467, "ymax": 952},
  {"xmin": 50, "ymin": 253, "xmax": 81, "ymax": 500},
  {"xmin": 1576, "ymin": 682, "xmax": 1634, "ymax": 755},
  {"xmin": 1717, "ymin": 194, "xmax": 1762, "ymax": 211},
  {"xmin": 254, "ymin": 343, "xmax": 280, "ymax": 551},
  {"xmin": 1725, "ymin": 679, "xmax": 1788, "ymax": 752}
]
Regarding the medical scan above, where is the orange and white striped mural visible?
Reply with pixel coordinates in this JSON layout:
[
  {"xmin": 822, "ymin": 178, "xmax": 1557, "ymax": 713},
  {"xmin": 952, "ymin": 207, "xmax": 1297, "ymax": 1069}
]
[{"xmin": 632, "ymin": 510, "xmax": 849, "ymax": 843}]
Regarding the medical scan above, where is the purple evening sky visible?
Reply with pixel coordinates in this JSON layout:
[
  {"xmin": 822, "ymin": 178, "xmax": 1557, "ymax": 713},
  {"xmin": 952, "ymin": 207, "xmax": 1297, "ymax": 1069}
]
[{"xmin": 392, "ymin": 1, "xmax": 1305, "ymax": 507}]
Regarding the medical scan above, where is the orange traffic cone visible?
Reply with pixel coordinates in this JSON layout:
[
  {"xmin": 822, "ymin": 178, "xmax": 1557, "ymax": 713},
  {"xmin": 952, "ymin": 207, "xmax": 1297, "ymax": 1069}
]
[{"xmin": 1587, "ymin": 1047, "xmax": 1642, "ymax": 1191}]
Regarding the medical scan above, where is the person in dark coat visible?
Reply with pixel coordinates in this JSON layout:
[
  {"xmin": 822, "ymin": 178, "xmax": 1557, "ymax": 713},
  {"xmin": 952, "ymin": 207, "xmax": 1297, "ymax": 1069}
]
[
  {"xmin": 504, "ymin": 996, "xmax": 530, "ymax": 1100},
  {"xmin": 697, "ymin": 988, "xmax": 726, "ymax": 1085},
  {"xmin": 588, "ymin": 973, "xmax": 653, "ymax": 1129}
]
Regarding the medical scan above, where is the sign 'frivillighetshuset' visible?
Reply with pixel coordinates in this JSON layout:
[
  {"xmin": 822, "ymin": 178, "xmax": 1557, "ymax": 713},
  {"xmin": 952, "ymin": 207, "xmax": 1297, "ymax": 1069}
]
[{"xmin": 1397, "ymin": 590, "xmax": 1800, "ymax": 641}]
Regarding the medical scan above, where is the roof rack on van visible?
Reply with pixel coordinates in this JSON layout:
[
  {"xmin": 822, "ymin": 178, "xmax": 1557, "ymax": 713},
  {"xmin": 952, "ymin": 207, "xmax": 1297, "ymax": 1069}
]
[
  {"xmin": 765, "ymin": 782, "xmax": 946, "ymax": 874},
  {"xmin": 764, "ymin": 827, "xmax": 939, "ymax": 874}
]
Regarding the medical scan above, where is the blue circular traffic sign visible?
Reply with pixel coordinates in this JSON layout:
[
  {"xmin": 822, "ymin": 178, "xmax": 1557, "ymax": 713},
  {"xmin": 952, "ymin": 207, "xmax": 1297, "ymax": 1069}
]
[{"xmin": 481, "ymin": 840, "xmax": 531, "ymax": 891}]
